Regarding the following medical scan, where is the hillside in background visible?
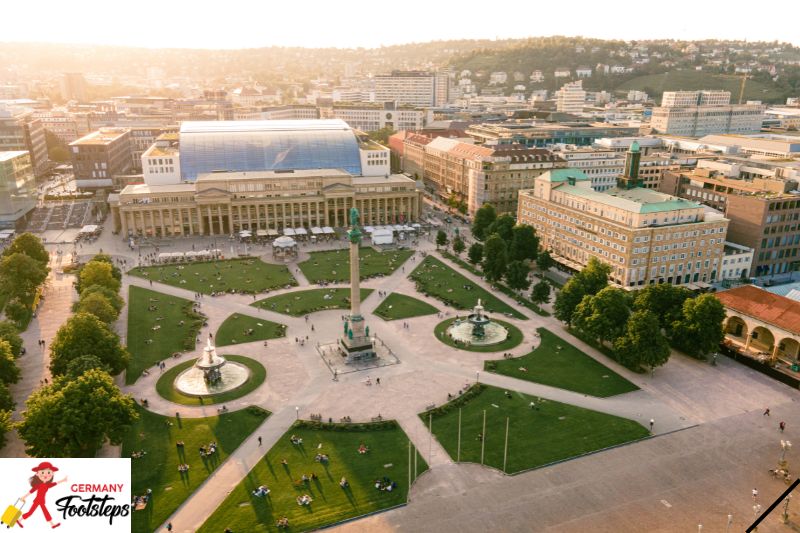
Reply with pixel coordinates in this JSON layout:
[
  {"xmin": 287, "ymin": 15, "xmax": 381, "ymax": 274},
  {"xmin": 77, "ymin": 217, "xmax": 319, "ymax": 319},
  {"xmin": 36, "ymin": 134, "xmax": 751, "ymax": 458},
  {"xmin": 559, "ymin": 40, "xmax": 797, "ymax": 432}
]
[{"xmin": 616, "ymin": 70, "xmax": 785, "ymax": 103}]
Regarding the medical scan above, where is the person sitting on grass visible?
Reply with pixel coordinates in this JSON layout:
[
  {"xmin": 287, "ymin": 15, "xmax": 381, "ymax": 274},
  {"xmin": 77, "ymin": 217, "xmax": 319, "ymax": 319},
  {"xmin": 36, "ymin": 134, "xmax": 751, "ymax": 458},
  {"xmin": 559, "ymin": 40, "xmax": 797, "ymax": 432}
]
[
  {"xmin": 339, "ymin": 477, "xmax": 349, "ymax": 488},
  {"xmin": 290, "ymin": 434, "xmax": 303, "ymax": 445},
  {"xmin": 358, "ymin": 443, "xmax": 369, "ymax": 454},
  {"xmin": 251, "ymin": 485, "xmax": 270, "ymax": 497},
  {"xmin": 276, "ymin": 517, "xmax": 290, "ymax": 529}
]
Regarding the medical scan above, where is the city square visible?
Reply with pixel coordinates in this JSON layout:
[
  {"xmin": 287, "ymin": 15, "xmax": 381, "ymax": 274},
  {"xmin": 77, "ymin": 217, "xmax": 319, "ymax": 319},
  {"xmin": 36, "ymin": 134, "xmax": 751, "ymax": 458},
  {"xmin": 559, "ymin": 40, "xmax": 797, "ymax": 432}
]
[{"xmin": 2, "ymin": 213, "xmax": 800, "ymax": 532}]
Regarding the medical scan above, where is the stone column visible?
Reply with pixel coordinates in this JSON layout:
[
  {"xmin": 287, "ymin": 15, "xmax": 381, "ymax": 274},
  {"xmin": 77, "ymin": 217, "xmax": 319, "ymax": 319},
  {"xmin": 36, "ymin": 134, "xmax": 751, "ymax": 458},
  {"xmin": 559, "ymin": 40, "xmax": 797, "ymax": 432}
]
[
  {"xmin": 207, "ymin": 206, "xmax": 214, "ymax": 236},
  {"xmin": 159, "ymin": 209, "xmax": 166, "ymax": 236},
  {"xmin": 121, "ymin": 210, "xmax": 129, "ymax": 236}
]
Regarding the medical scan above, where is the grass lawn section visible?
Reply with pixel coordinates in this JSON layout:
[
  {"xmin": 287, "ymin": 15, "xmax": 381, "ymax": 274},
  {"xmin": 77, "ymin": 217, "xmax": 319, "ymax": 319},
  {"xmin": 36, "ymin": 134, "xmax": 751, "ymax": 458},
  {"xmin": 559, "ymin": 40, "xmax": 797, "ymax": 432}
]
[
  {"xmin": 409, "ymin": 256, "xmax": 526, "ymax": 320},
  {"xmin": 129, "ymin": 258, "xmax": 296, "ymax": 295},
  {"xmin": 126, "ymin": 286, "xmax": 203, "ymax": 385},
  {"xmin": 216, "ymin": 313, "xmax": 286, "ymax": 347},
  {"xmin": 155, "ymin": 355, "xmax": 267, "ymax": 406},
  {"xmin": 422, "ymin": 384, "xmax": 648, "ymax": 474},
  {"xmin": 122, "ymin": 405, "xmax": 269, "ymax": 533},
  {"xmin": 485, "ymin": 328, "xmax": 639, "ymax": 397},
  {"xmin": 373, "ymin": 292, "xmax": 438, "ymax": 321},
  {"xmin": 198, "ymin": 421, "xmax": 428, "ymax": 533},
  {"xmin": 299, "ymin": 248, "xmax": 413, "ymax": 283},
  {"xmin": 253, "ymin": 288, "xmax": 373, "ymax": 317},
  {"xmin": 434, "ymin": 318, "xmax": 523, "ymax": 353}
]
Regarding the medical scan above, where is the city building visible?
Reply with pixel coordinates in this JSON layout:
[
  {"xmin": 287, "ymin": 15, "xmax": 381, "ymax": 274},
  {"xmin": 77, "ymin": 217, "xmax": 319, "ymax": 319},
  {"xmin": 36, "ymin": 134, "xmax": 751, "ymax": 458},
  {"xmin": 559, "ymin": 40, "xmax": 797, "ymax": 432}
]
[
  {"xmin": 0, "ymin": 151, "xmax": 37, "ymax": 229},
  {"xmin": 517, "ymin": 166, "xmax": 729, "ymax": 287},
  {"xmin": 556, "ymin": 81, "xmax": 586, "ymax": 113},
  {"xmin": 651, "ymin": 90, "xmax": 765, "ymax": 136},
  {"xmin": 718, "ymin": 284, "xmax": 800, "ymax": 362},
  {"xmin": 659, "ymin": 167, "xmax": 800, "ymax": 276},
  {"xmin": 0, "ymin": 105, "xmax": 48, "ymax": 178},
  {"xmin": 142, "ymin": 136, "xmax": 180, "ymax": 186},
  {"xmin": 109, "ymin": 169, "xmax": 421, "ymax": 237},
  {"xmin": 557, "ymin": 148, "xmax": 625, "ymax": 192},
  {"xmin": 60, "ymin": 73, "xmax": 87, "ymax": 102},
  {"xmin": 130, "ymin": 126, "xmax": 178, "ymax": 171},
  {"xmin": 421, "ymin": 137, "xmax": 566, "ymax": 215},
  {"xmin": 374, "ymin": 71, "xmax": 448, "ymax": 107},
  {"xmin": 35, "ymin": 110, "xmax": 81, "ymax": 144},
  {"xmin": 720, "ymin": 241, "xmax": 754, "ymax": 280},
  {"xmin": 465, "ymin": 121, "xmax": 640, "ymax": 148},
  {"xmin": 69, "ymin": 128, "xmax": 133, "ymax": 190}
]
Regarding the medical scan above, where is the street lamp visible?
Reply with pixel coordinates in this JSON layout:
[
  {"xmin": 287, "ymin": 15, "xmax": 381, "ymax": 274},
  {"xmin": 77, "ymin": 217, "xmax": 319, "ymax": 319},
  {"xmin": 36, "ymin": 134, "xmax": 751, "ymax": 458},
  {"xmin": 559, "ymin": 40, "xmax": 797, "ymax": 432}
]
[
  {"xmin": 295, "ymin": 406, "xmax": 299, "ymax": 420},
  {"xmin": 781, "ymin": 439, "xmax": 792, "ymax": 466},
  {"xmin": 783, "ymin": 494, "xmax": 792, "ymax": 524},
  {"xmin": 725, "ymin": 514, "xmax": 733, "ymax": 533}
]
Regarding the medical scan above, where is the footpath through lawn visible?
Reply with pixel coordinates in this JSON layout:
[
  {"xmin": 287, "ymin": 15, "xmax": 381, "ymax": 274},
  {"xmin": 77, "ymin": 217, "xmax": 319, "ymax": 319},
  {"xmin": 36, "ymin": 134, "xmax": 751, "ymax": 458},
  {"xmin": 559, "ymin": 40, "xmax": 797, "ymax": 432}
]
[
  {"xmin": 123, "ymin": 405, "xmax": 269, "ymax": 533},
  {"xmin": 422, "ymin": 384, "xmax": 649, "ymax": 474},
  {"xmin": 485, "ymin": 328, "xmax": 639, "ymax": 397},
  {"xmin": 199, "ymin": 421, "xmax": 427, "ymax": 533}
]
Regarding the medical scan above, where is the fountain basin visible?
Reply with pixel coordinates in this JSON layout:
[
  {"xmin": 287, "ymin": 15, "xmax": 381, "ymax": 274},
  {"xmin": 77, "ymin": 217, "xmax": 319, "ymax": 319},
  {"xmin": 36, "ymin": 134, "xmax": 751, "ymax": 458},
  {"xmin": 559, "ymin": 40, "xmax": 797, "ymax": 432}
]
[
  {"xmin": 434, "ymin": 317, "xmax": 523, "ymax": 353},
  {"xmin": 447, "ymin": 319, "xmax": 508, "ymax": 346},
  {"xmin": 174, "ymin": 362, "xmax": 250, "ymax": 397}
]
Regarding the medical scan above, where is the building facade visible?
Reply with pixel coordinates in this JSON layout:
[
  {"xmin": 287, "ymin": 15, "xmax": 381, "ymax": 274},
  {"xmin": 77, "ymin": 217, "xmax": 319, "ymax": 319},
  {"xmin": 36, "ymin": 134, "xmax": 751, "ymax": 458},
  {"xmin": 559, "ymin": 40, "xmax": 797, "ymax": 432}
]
[
  {"xmin": 0, "ymin": 106, "xmax": 48, "ymax": 178},
  {"xmin": 517, "ymin": 168, "xmax": 729, "ymax": 287},
  {"xmin": 374, "ymin": 71, "xmax": 444, "ymax": 107},
  {"xmin": 659, "ymin": 168, "xmax": 800, "ymax": 277},
  {"xmin": 110, "ymin": 169, "xmax": 421, "ymax": 237},
  {"xmin": 651, "ymin": 91, "xmax": 765, "ymax": 136},
  {"xmin": 0, "ymin": 151, "xmax": 37, "ymax": 229},
  {"xmin": 465, "ymin": 122, "xmax": 640, "ymax": 148},
  {"xmin": 69, "ymin": 128, "xmax": 133, "ymax": 189},
  {"xmin": 721, "ymin": 241, "xmax": 754, "ymax": 280},
  {"xmin": 556, "ymin": 81, "xmax": 586, "ymax": 113}
]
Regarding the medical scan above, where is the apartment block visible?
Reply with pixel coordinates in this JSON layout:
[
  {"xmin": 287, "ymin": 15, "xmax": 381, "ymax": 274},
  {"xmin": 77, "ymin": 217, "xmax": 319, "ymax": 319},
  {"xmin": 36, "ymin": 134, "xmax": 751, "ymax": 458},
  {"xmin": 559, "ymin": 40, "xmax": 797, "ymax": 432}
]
[
  {"xmin": 69, "ymin": 128, "xmax": 132, "ymax": 189},
  {"xmin": 0, "ymin": 151, "xmax": 37, "ymax": 229},
  {"xmin": 465, "ymin": 121, "xmax": 640, "ymax": 148},
  {"xmin": 0, "ymin": 106, "xmax": 48, "ymax": 178},
  {"xmin": 517, "ymin": 168, "xmax": 729, "ymax": 288},
  {"xmin": 651, "ymin": 91, "xmax": 765, "ymax": 136},
  {"xmin": 374, "ymin": 71, "xmax": 448, "ymax": 107},
  {"xmin": 659, "ymin": 167, "xmax": 800, "ymax": 276}
]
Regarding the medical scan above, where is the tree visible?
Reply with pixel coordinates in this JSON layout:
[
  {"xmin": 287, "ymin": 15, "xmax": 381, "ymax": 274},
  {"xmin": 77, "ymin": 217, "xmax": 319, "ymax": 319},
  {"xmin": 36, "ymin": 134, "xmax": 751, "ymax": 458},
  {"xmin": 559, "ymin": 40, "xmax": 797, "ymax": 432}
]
[
  {"xmin": 65, "ymin": 355, "xmax": 110, "ymax": 379},
  {"xmin": 505, "ymin": 261, "xmax": 531, "ymax": 292},
  {"xmin": 0, "ymin": 381, "xmax": 14, "ymax": 411},
  {"xmin": 452, "ymin": 236, "xmax": 466, "ymax": 256},
  {"xmin": 88, "ymin": 254, "xmax": 122, "ymax": 284},
  {"xmin": 0, "ymin": 253, "xmax": 48, "ymax": 296},
  {"xmin": 471, "ymin": 203, "xmax": 497, "ymax": 241},
  {"xmin": 0, "ymin": 321, "xmax": 23, "ymax": 357},
  {"xmin": 0, "ymin": 340, "xmax": 20, "ymax": 385},
  {"xmin": 572, "ymin": 287, "xmax": 630, "ymax": 345},
  {"xmin": 553, "ymin": 257, "xmax": 611, "ymax": 326},
  {"xmin": 536, "ymin": 250, "xmax": 555, "ymax": 273},
  {"xmin": 78, "ymin": 261, "xmax": 121, "ymax": 294},
  {"xmin": 669, "ymin": 294, "xmax": 726, "ymax": 358},
  {"xmin": 4, "ymin": 299, "xmax": 29, "ymax": 328},
  {"xmin": 75, "ymin": 292, "xmax": 119, "ymax": 324},
  {"xmin": 614, "ymin": 310, "xmax": 671, "ymax": 371},
  {"xmin": 17, "ymin": 369, "xmax": 138, "ymax": 457},
  {"xmin": 486, "ymin": 214, "xmax": 515, "ymax": 242},
  {"xmin": 633, "ymin": 284, "xmax": 691, "ymax": 332},
  {"xmin": 2, "ymin": 233, "xmax": 48, "ymax": 266},
  {"xmin": 435, "ymin": 230, "xmax": 448, "ymax": 250},
  {"xmin": 531, "ymin": 281, "xmax": 551, "ymax": 305},
  {"xmin": 49, "ymin": 312, "xmax": 129, "ymax": 376},
  {"xmin": 80, "ymin": 285, "xmax": 124, "ymax": 314},
  {"xmin": 0, "ymin": 409, "xmax": 10, "ymax": 451},
  {"xmin": 482, "ymin": 235, "xmax": 508, "ymax": 282},
  {"xmin": 468, "ymin": 243, "xmax": 484, "ymax": 264},
  {"xmin": 509, "ymin": 224, "xmax": 539, "ymax": 262}
]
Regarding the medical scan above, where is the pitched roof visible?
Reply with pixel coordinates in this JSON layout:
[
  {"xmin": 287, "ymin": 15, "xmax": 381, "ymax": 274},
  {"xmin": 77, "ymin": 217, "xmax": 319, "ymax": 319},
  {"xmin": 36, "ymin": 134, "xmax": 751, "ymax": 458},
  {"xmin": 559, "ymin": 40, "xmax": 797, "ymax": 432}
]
[{"xmin": 716, "ymin": 285, "xmax": 800, "ymax": 336}]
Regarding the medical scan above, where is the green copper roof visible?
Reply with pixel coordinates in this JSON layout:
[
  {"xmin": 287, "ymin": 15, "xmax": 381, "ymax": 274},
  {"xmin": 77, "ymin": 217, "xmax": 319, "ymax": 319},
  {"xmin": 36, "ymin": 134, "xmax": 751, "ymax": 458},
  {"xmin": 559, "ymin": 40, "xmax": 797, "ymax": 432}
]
[
  {"xmin": 541, "ymin": 168, "xmax": 591, "ymax": 183},
  {"xmin": 629, "ymin": 141, "xmax": 640, "ymax": 153}
]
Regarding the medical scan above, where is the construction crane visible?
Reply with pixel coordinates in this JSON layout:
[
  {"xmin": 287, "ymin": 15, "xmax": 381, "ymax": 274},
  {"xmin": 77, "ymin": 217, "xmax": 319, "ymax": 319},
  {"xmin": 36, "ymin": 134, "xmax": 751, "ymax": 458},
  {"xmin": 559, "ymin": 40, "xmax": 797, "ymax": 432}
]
[{"xmin": 719, "ymin": 72, "xmax": 751, "ymax": 104}]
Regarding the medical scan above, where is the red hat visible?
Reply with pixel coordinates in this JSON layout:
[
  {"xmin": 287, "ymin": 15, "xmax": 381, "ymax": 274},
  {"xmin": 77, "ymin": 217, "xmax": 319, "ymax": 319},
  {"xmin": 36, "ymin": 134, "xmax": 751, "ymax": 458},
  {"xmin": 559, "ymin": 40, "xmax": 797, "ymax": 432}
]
[{"xmin": 31, "ymin": 461, "xmax": 59, "ymax": 472}]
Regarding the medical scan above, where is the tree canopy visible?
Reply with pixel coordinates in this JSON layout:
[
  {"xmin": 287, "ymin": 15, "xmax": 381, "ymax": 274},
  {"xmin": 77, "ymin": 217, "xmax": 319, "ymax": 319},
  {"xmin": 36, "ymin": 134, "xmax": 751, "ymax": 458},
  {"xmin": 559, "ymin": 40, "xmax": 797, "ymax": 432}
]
[
  {"xmin": 2, "ymin": 233, "xmax": 48, "ymax": 266},
  {"xmin": 80, "ymin": 284, "xmax": 125, "ymax": 313},
  {"xmin": 65, "ymin": 354, "xmax": 111, "ymax": 379},
  {"xmin": 486, "ymin": 214, "xmax": 515, "ymax": 242},
  {"xmin": 436, "ymin": 230, "xmax": 449, "ymax": 249},
  {"xmin": 614, "ymin": 310, "xmax": 671, "ymax": 371},
  {"xmin": 508, "ymin": 224, "xmax": 539, "ymax": 262},
  {"xmin": 0, "ymin": 321, "xmax": 23, "ymax": 357},
  {"xmin": 17, "ymin": 369, "xmax": 138, "ymax": 457},
  {"xmin": 669, "ymin": 294, "xmax": 726, "ymax": 358},
  {"xmin": 78, "ymin": 261, "xmax": 121, "ymax": 294},
  {"xmin": 482, "ymin": 234, "xmax": 509, "ymax": 282},
  {"xmin": 554, "ymin": 257, "xmax": 610, "ymax": 325},
  {"xmin": 49, "ymin": 312, "xmax": 129, "ymax": 376},
  {"xmin": 0, "ymin": 340, "xmax": 20, "ymax": 385},
  {"xmin": 452, "ymin": 236, "xmax": 466, "ymax": 256},
  {"xmin": 633, "ymin": 284, "xmax": 691, "ymax": 332},
  {"xmin": 0, "ymin": 253, "xmax": 48, "ymax": 297},
  {"xmin": 0, "ymin": 381, "xmax": 14, "ymax": 412},
  {"xmin": 504, "ymin": 260, "xmax": 531, "ymax": 292},
  {"xmin": 75, "ymin": 292, "xmax": 119, "ymax": 324},
  {"xmin": 531, "ymin": 281, "xmax": 551, "ymax": 305},
  {"xmin": 471, "ymin": 204, "xmax": 497, "ymax": 241},
  {"xmin": 572, "ymin": 287, "xmax": 630, "ymax": 345},
  {"xmin": 536, "ymin": 250, "xmax": 555, "ymax": 272}
]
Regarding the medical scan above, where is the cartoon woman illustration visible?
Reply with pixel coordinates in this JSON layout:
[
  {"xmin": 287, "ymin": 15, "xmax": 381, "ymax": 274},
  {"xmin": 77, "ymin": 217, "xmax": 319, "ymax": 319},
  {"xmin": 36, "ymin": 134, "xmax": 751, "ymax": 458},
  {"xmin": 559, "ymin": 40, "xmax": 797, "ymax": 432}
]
[{"xmin": 16, "ymin": 461, "xmax": 67, "ymax": 529}]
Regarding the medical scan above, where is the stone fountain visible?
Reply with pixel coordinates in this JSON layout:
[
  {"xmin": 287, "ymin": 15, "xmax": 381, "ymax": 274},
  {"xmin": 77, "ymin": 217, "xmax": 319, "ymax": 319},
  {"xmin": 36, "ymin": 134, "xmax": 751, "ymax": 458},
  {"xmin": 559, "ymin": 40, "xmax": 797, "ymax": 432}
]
[
  {"xmin": 446, "ymin": 299, "xmax": 509, "ymax": 346},
  {"xmin": 174, "ymin": 336, "xmax": 250, "ymax": 397}
]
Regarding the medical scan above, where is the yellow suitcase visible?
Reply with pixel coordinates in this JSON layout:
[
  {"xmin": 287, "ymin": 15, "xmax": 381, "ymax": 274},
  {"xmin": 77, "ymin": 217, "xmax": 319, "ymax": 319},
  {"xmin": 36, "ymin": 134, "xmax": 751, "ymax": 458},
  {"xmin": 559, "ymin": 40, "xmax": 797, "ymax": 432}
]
[{"xmin": 1, "ymin": 499, "xmax": 23, "ymax": 528}]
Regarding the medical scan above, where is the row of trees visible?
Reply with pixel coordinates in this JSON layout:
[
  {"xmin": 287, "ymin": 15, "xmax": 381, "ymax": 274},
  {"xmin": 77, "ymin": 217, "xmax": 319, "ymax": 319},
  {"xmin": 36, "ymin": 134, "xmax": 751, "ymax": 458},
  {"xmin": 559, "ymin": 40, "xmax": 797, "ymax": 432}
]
[
  {"xmin": 16, "ymin": 254, "xmax": 137, "ymax": 457},
  {"xmin": 0, "ymin": 233, "xmax": 49, "ymax": 328},
  {"xmin": 0, "ymin": 321, "xmax": 24, "ymax": 449},
  {"xmin": 554, "ymin": 258, "xmax": 726, "ymax": 372}
]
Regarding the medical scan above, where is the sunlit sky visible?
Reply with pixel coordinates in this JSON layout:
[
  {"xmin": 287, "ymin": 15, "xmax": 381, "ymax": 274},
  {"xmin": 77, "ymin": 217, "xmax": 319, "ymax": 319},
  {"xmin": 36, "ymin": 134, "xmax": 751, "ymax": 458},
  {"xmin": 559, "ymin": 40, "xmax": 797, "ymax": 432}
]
[{"xmin": 3, "ymin": 0, "xmax": 799, "ymax": 49}]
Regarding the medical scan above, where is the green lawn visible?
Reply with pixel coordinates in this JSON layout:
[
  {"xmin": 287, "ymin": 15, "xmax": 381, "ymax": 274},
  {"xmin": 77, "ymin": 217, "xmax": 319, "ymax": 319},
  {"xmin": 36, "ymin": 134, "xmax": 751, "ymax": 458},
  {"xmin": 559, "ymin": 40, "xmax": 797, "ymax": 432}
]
[
  {"xmin": 373, "ymin": 293, "xmax": 438, "ymax": 321},
  {"xmin": 198, "ymin": 421, "xmax": 428, "ymax": 533},
  {"xmin": 485, "ymin": 328, "xmax": 639, "ymax": 397},
  {"xmin": 216, "ymin": 313, "xmax": 286, "ymax": 347},
  {"xmin": 409, "ymin": 256, "xmax": 526, "ymax": 320},
  {"xmin": 129, "ymin": 258, "xmax": 297, "ymax": 295},
  {"xmin": 422, "ymin": 384, "xmax": 649, "ymax": 474},
  {"xmin": 617, "ymin": 69, "xmax": 787, "ymax": 103},
  {"xmin": 155, "ymin": 355, "xmax": 267, "ymax": 406},
  {"xmin": 122, "ymin": 405, "xmax": 269, "ymax": 533},
  {"xmin": 253, "ymin": 288, "xmax": 373, "ymax": 317},
  {"xmin": 126, "ymin": 286, "xmax": 204, "ymax": 385},
  {"xmin": 299, "ymin": 248, "xmax": 413, "ymax": 283},
  {"xmin": 434, "ymin": 318, "xmax": 523, "ymax": 353}
]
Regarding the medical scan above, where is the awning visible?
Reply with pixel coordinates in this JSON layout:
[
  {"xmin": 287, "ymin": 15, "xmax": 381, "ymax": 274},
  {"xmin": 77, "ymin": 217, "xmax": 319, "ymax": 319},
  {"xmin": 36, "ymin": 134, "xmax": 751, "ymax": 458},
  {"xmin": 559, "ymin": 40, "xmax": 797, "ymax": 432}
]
[
  {"xmin": 294, "ymin": 227, "xmax": 308, "ymax": 235},
  {"xmin": 322, "ymin": 227, "xmax": 335, "ymax": 234},
  {"xmin": 256, "ymin": 230, "xmax": 269, "ymax": 237},
  {"xmin": 310, "ymin": 227, "xmax": 323, "ymax": 235},
  {"xmin": 283, "ymin": 228, "xmax": 296, "ymax": 236}
]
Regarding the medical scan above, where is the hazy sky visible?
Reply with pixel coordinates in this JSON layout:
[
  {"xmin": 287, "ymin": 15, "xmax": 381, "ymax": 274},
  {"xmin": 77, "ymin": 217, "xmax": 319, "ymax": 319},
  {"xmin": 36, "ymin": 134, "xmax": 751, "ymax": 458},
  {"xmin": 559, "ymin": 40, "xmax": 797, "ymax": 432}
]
[{"xmin": 4, "ymin": 0, "xmax": 799, "ymax": 49}]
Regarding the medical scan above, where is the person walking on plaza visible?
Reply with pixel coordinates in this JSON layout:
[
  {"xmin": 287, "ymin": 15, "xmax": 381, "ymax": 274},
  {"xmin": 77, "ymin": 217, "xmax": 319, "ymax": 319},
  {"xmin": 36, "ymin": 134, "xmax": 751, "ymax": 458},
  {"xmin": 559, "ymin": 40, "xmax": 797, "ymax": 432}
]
[
  {"xmin": 649, "ymin": 419, "xmax": 654, "ymax": 432},
  {"xmin": 780, "ymin": 421, "xmax": 786, "ymax": 432},
  {"xmin": 752, "ymin": 488, "xmax": 759, "ymax": 501},
  {"xmin": 258, "ymin": 436, "xmax": 262, "ymax": 446},
  {"xmin": 764, "ymin": 408, "xmax": 771, "ymax": 416}
]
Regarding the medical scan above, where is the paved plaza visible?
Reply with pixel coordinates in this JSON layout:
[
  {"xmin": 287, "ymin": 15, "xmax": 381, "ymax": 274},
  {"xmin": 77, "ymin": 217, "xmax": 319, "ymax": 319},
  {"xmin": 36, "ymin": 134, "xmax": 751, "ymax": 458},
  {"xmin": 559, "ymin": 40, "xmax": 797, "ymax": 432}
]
[{"xmin": 3, "ymin": 225, "xmax": 800, "ymax": 532}]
